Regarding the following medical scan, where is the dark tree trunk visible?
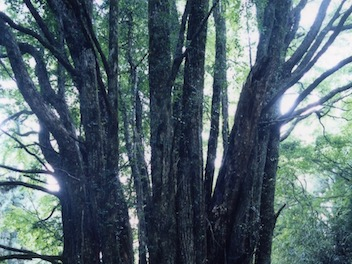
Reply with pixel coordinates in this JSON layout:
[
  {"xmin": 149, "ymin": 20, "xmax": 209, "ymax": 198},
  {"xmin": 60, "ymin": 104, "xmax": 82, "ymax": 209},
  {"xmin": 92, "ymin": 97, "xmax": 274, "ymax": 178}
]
[
  {"xmin": 176, "ymin": 1, "xmax": 209, "ymax": 263},
  {"xmin": 204, "ymin": 0, "xmax": 227, "ymax": 211},
  {"xmin": 255, "ymin": 117, "xmax": 281, "ymax": 264},
  {"xmin": 208, "ymin": 1, "xmax": 292, "ymax": 263},
  {"xmin": 147, "ymin": 1, "xmax": 176, "ymax": 263},
  {"xmin": 122, "ymin": 10, "xmax": 150, "ymax": 264}
]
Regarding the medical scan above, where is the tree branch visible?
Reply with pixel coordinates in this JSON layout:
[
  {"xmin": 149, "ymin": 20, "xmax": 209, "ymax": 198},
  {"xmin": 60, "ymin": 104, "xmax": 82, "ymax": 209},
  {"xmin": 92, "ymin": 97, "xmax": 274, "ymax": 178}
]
[
  {"xmin": 0, "ymin": 12, "xmax": 76, "ymax": 76},
  {"xmin": 0, "ymin": 110, "xmax": 33, "ymax": 127},
  {"xmin": 274, "ymin": 203, "xmax": 287, "ymax": 221},
  {"xmin": 77, "ymin": 0, "xmax": 109, "ymax": 75},
  {"xmin": 0, "ymin": 164, "xmax": 52, "ymax": 174},
  {"xmin": 0, "ymin": 18, "xmax": 77, "ymax": 149},
  {"xmin": 280, "ymin": 114, "xmax": 308, "ymax": 141},
  {"xmin": 1, "ymin": 128, "xmax": 48, "ymax": 169},
  {"xmin": 265, "ymin": 2, "xmax": 352, "ymax": 112},
  {"xmin": 107, "ymin": 0, "xmax": 119, "ymax": 113},
  {"xmin": 0, "ymin": 244, "xmax": 62, "ymax": 263},
  {"xmin": 167, "ymin": 0, "xmax": 220, "ymax": 88},
  {"xmin": 0, "ymin": 56, "xmax": 15, "ymax": 80},
  {"xmin": 0, "ymin": 181, "xmax": 58, "ymax": 196},
  {"xmin": 37, "ymin": 203, "xmax": 60, "ymax": 223},
  {"xmin": 23, "ymin": 0, "xmax": 58, "ymax": 46},
  {"xmin": 284, "ymin": 0, "xmax": 308, "ymax": 48},
  {"xmin": 293, "ymin": 2, "xmax": 352, "ymax": 76},
  {"xmin": 284, "ymin": 0, "xmax": 332, "ymax": 71},
  {"xmin": 283, "ymin": 81, "xmax": 352, "ymax": 123},
  {"xmin": 18, "ymin": 42, "xmax": 75, "ymax": 132}
]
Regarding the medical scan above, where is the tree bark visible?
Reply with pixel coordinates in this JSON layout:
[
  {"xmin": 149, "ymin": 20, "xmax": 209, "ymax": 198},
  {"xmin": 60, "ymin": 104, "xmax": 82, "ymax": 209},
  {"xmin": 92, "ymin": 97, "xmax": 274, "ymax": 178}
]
[
  {"xmin": 255, "ymin": 118, "xmax": 281, "ymax": 264},
  {"xmin": 208, "ymin": 1, "xmax": 292, "ymax": 263},
  {"xmin": 148, "ymin": 1, "xmax": 176, "ymax": 263},
  {"xmin": 176, "ymin": 1, "xmax": 209, "ymax": 263},
  {"xmin": 204, "ymin": 0, "xmax": 227, "ymax": 211}
]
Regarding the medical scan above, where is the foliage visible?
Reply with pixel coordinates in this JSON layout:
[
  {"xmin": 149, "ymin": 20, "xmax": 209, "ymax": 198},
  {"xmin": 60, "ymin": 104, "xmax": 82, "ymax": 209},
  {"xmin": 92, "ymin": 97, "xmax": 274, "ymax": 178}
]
[
  {"xmin": 273, "ymin": 130, "xmax": 352, "ymax": 264},
  {"xmin": 1, "ymin": 189, "xmax": 62, "ymax": 256}
]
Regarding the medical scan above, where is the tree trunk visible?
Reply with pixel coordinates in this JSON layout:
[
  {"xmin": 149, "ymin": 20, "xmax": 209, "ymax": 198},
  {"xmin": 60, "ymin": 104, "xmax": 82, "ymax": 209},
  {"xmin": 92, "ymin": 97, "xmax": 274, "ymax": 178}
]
[
  {"xmin": 176, "ymin": 1, "xmax": 209, "ymax": 263},
  {"xmin": 208, "ymin": 1, "xmax": 292, "ymax": 263},
  {"xmin": 204, "ymin": 0, "xmax": 227, "ymax": 211},
  {"xmin": 255, "ymin": 119, "xmax": 280, "ymax": 264},
  {"xmin": 148, "ymin": 1, "xmax": 176, "ymax": 263}
]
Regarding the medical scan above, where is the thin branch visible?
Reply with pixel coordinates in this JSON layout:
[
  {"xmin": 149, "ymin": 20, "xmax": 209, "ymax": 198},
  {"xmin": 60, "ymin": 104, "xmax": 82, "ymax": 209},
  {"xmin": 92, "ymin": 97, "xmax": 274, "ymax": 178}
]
[
  {"xmin": 276, "ymin": 83, "xmax": 352, "ymax": 140},
  {"xmin": 0, "ymin": 12, "xmax": 76, "ymax": 76},
  {"xmin": 22, "ymin": 173, "xmax": 47, "ymax": 184},
  {"xmin": 0, "ymin": 19, "xmax": 76, "ymax": 148},
  {"xmin": 14, "ymin": 130, "xmax": 38, "ymax": 137},
  {"xmin": 280, "ymin": 114, "xmax": 308, "ymax": 141},
  {"xmin": 284, "ymin": 0, "xmax": 308, "ymax": 47},
  {"xmin": 23, "ymin": 0, "xmax": 57, "ymax": 46},
  {"xmin": 79, "ymin": 0, "xmax": 109, "ymax": 74},
  {"xmin": 332, "ymin": 23, "xmax": 352, "ymax": 31},
  {"xmin": 0, "ymin": 57, "xmax": 15, "ymax": 80},
  {"xmin": 294, "ymin": 3, "xmax": 352, "ymax": 77},
  {"xmin": 37, "ymin": 204, "xmax": 60, "ymax": 223},
  {"xmin": 283, "ymin": 81, "xmax": 352, "ymax": 123},
  {"xmin": 167, "ymin": 0, "xmax": 220, "ymax": 88},
  {"xmin": 1, "ymin": 128, "xmax": 48, "ymax": 169},
  {"xmin": 0, "ymin": 181, "xmax": 58, "ymax": 196},
  {"xmin": 275, "ymin": 203, "xmax": 286, "ymax": 221},
  {"xmin": 18, "ymin": 42, "xmax": 75, "ymax": 131},
  {"xmin": 0, "ymin": 164, "xmax": 52, "ymax": 174},
  {"xmin": 265, "ymin": 2, "xmax": 352, "ymax": 111},
  {"xmin": 284, "ymin": 0, "xmax": 332, "ymax": 71},
  {"xmin": 167, "ymin": 0, "xmax": 191, "ymax": 88},
  {"xmin": 0, "ymin": 244, "xmax": 62, "ymax": 263},
  {"xmin": 107, "ymin": 0, "xmax": 119, "ymax": 115},
  {"xmin": 134, "ymin": 52, "xmax": 149, "ymax": 70},
  {"xmin": 0, "ymin": 110, "xmax": 33, "ymax": 128}
]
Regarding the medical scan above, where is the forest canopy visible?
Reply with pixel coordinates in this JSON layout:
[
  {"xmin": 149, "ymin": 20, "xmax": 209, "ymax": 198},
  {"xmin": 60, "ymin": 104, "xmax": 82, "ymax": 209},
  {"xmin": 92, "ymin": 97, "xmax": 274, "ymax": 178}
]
[{"xmin": 0, "ymin": 0, "xmax": 351, "ymax": 263}]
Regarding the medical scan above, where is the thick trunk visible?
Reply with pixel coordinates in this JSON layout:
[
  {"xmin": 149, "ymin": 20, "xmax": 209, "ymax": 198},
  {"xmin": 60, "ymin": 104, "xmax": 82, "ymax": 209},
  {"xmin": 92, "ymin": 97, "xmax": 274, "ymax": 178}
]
[
  {"xmin": 209, "ymin": 60, "xmax": 270, "ymax": 264},
  {"xmin": 176, "ymin": 1, "xmax": 209, "ymax": 263},
  {"xmin": 58, "ymin": 170, "xmax": 133, "ymax": 264},
  {"xmin": 4, "ymin": 0, "xmax": 348, "ymax": 263},
  {"xmin": 208, "ymin": 1, "xmax": 292, "ymax": 263},
  {"xmin": 148, "ymin": 1, "xmax": 176, "ymax": 263}
]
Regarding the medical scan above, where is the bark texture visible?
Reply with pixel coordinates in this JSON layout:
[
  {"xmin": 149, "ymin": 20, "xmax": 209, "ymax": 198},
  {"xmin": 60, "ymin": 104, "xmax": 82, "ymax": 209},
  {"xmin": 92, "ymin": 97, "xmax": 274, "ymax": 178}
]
[{"xmin": 148, "ymin": 1, "xmax": 176, "ymax": 263}]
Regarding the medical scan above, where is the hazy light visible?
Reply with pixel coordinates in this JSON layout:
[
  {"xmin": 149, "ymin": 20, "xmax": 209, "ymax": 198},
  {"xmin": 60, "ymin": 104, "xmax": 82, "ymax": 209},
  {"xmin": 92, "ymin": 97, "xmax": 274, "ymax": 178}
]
[
  {"xmin": 46, "ymin": 175, "xmax": 60, "ymax": 192},
  {"xmin": 280, "ymin": 92, "xmax": 298, "ymax": 115}
]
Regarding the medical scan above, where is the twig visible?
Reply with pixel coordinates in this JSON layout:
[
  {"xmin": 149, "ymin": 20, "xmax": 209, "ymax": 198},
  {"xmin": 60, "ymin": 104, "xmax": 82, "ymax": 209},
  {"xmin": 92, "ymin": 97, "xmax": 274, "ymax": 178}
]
[
  {"xmin": 1, "ymin": 128, "xmax": 48, "ymax": 169},
  {"xmin": 275, "ymin": 203, "xmax": 286, "ymax": 221}
]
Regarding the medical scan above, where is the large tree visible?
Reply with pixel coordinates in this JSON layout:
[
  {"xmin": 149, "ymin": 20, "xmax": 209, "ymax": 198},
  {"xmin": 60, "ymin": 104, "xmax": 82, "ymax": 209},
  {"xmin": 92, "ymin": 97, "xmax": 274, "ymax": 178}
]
[{"xmin": 0, "ymin": 0, "xmax": 352, "ymax": 263}]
